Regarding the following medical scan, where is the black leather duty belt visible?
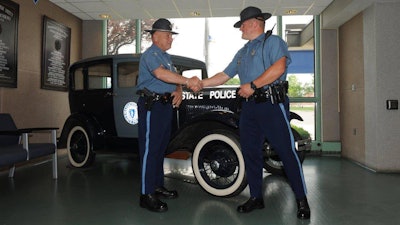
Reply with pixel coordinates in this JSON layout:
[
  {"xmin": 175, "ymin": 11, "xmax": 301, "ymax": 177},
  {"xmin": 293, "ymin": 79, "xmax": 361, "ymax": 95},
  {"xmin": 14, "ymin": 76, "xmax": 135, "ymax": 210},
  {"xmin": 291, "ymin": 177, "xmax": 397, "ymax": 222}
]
[
  {"xmin": 244, "ymin": 88, "xmax": 272, "ymax": 103},
  {"xmin": 137, "ymin": 89, "xmax": 172, "ymax": 104}
]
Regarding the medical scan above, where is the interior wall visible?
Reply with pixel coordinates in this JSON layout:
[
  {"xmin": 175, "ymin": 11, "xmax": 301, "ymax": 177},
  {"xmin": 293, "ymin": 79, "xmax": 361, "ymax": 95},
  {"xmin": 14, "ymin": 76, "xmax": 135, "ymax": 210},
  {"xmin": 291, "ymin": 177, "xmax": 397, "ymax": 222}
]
[
  {"xmin": 0, "ymin": 0, "xmax": 82, "ymax": 136},
  {"xmin": 338, "ymin": 2, "xmax": 400, "ymax": 172},
  {"xmin": 364, "ymin": 2, "xmax": 400, "ymax": 172},
  {"xmin": 82, "ymin": 20, "xmax": 104, "ymax": 58},
  {"xmin": 339, "ymin": 13, "xmax": 365, "ymax": 163}
]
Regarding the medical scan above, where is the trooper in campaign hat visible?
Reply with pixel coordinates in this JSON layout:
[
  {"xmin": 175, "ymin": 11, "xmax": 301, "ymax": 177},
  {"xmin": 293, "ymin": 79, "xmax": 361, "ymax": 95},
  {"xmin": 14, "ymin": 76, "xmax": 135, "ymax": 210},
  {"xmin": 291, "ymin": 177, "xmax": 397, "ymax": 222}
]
[
  {"xmin": 137, "ymin": 17, "xmax": 200, "ymax": 213},
  {"xmin": 145, "ymin": 18, "xmax": 178, "ymax": 35},
  {"xmin": 201, "ymin": 6, "xmax": 311, "ymax": 220},
  {"xmin": 234, "ymin": 6, "xmax": 272, "ymax": 28}
]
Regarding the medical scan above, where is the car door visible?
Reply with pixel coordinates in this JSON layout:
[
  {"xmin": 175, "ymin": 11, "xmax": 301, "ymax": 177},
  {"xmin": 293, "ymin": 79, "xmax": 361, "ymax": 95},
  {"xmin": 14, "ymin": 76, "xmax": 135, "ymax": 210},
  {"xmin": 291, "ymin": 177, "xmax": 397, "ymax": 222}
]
[
  {"xmin": 70, "ymin": 59, "xmax": 116, "ymax": 136},
  {"xmin": 112, "ymin": 58, "xmax": 140, "ymax": 138}
]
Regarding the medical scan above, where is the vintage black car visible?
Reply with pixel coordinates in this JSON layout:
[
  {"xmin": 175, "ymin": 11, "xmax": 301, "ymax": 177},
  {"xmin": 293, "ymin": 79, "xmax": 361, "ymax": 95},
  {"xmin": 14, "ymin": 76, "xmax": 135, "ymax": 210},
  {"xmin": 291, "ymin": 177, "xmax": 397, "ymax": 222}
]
[{"xmin": 59, "ymin": 54, "xmax": 310, "ymax": 197}]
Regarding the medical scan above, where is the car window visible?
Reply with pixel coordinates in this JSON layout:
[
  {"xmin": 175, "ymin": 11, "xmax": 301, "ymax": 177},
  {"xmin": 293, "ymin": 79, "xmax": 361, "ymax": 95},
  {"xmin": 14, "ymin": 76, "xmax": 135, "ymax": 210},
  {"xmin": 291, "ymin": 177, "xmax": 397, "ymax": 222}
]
[
  {"xmin": 182, "ymin": 69, "xmax": 202, "ymax": 80},
  {"xmin": 118, "ymin": 62, "xmax": 139, "ymax": 88},
  {"xmin": 73, "ymin": 67, "xmax": 84, "ymax": 90},
  {"xmin": 88, "ymin": 63, "xmax": 112, "ymax": 90}
]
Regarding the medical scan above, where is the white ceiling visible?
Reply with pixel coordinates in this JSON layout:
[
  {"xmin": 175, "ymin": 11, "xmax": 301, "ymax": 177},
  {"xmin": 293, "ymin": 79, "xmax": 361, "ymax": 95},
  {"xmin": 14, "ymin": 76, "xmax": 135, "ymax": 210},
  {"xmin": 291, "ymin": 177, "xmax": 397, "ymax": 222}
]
[{"xmin": 49, "ymin": 0, "xmax": 335, "ymax": 21}]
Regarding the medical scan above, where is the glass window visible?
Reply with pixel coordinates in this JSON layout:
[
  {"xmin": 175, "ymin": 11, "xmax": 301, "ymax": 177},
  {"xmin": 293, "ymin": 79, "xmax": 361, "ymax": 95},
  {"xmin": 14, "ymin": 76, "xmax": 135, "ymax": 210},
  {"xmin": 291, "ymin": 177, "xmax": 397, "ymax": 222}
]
[
  {"xmin": 283, "ymin": 15, "xmax": 315, "ymax": 140},
  {"xmin": 73, "ymin": 67, "xmax": 84, "ymax": 90},
  {"xmin": 288, "ymin": 73, "xmax": 314, "ymax": 98},
  {"xmin": 283, "ymin": 15, "xmax": 315, "ymax": 98},
  {"xmin": 182, "ymin": 69, "xmax": 202, "ymax": 80},
  {"xmin": 141, "ymin": 19, "xmax": 157, "ymax": 53},
  {"xmin": 290, "ymin": 102, "xmax": 315, "ymax": 140},
  {"xmin": 117, "ymin": 62, "xmax": 139, "ymax": 88},
  {"xmin": 107, "ymin": 20, "xmax": 137, "ymax": 54},
  {"xmin": 88, "ymin": 64, "xmax": 111, "ymax": 90}
]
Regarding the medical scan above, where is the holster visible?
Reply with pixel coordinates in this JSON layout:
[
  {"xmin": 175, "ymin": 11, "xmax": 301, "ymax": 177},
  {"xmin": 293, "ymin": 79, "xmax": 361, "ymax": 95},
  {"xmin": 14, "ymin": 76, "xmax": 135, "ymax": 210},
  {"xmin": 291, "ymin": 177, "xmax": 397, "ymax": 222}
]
[
  {"xmin": 137, "ymin": 88, "xmax": 172, "ymax": 111},
  {"xmin": 269, "ymin": 81, "xmax": 288, "ymax": 104}
]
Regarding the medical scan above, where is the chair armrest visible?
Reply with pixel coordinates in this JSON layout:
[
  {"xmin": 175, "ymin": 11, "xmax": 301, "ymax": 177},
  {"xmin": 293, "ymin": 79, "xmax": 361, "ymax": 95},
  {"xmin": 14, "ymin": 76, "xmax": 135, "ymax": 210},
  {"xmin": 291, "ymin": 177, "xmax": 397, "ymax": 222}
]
[
  {"xmin": 18, "ymin": 128, "xmax": 58, "ymax": 151},
  {"xmin": 0, "ymin": 128, "xmax": 58, "ymax": 135},
  {"xmin": 0, "ymin": 130, "xmax": 23, "ymax": 136},
  {"xmin": 18, "ymin": 127, "xmax": 59, "ymax": 133}
]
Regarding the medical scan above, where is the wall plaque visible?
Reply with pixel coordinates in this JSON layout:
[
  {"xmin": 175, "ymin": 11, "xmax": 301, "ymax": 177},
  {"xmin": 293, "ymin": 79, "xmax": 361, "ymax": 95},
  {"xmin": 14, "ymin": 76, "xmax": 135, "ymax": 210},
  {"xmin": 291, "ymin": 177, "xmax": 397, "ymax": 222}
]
[
  {"xmin": 41, "ymin": 16, "xmax": 71, "ymax": 91},
  {"xmin": 0, "ymin": 0, "xmax": 19, "ymax": 88}
]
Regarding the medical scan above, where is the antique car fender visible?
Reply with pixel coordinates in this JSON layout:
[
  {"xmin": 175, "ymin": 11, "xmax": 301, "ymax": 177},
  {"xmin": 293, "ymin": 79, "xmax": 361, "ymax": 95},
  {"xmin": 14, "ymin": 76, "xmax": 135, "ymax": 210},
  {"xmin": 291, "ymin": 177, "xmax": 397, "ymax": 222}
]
[
  {"xmin": 290, "ymin": 111, "xmax": 303, "ymax": 121},
  {"xmin": 58, "ymin": 113, "xmax": 105, "ymax": 150},
  {"xmin": 167, "ymin": 109, "xmax": 239, "ymax": 153}
]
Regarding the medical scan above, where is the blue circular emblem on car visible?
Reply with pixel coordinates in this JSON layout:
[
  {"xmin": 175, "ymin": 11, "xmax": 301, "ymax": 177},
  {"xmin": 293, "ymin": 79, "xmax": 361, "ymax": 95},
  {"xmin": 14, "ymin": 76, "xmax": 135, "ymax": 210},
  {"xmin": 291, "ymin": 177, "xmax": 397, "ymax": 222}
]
[{"xmin": 123, "ymin": 102, "xmax": 138, "ymax": 125}]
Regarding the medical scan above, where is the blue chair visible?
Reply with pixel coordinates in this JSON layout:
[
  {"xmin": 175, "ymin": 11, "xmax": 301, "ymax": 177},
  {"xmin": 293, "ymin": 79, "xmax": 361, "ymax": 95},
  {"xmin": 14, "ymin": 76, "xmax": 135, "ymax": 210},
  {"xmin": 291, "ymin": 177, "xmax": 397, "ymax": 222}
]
[{"xmin": 0, "ymin": 113, "xmax": 58, "ymax": 178}]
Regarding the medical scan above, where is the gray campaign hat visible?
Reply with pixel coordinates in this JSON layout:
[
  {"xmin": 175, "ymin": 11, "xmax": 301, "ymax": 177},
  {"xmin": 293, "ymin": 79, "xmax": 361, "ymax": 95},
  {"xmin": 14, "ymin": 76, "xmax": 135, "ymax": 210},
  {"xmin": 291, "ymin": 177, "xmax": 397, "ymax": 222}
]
[
  {"xmin": 234, "ymin": 6, "xmax": 271, "ymax": 28},
  {"xmin": 145, "ymin": 18, "xmax": 178, "ymax": 34}
]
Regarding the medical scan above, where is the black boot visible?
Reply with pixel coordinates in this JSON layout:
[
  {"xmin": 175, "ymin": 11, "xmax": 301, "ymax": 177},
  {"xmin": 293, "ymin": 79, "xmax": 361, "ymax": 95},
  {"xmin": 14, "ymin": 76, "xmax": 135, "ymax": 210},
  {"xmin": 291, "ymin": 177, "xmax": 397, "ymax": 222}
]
[
  {"xmin": 237, "ymin": 197, "xmax": 264, "ymax": 213},
  {"xmin": 155, "ymin": 186, "xmax": 178, "ymax": 199},
  {"xmin": 140, "ymin": 194, "xmax": 168, "ymax": 212},
  {"xmin": 296, "ymin": 197, "xmax": 311, "ymax": 219}
]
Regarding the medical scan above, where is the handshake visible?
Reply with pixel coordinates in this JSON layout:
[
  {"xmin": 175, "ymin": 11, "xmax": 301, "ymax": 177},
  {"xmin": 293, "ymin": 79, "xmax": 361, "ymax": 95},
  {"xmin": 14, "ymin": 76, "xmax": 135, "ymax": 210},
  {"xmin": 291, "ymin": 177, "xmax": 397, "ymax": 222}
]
[{"xmin": 185, "ymin": 76, "xmax": 203, "ymax": 92}]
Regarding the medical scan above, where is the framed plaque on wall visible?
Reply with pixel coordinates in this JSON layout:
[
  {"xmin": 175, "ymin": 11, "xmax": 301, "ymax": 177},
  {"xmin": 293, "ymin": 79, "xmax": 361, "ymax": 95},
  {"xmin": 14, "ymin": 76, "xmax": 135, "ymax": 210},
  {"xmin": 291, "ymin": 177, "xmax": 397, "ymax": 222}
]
[
  {"xmin": 0, "ymin": 0, "xmax": 19, "ymax": 88},
  {"xmin": 41, "ymin": 16, "xmax": 71, "ymax": 91}
]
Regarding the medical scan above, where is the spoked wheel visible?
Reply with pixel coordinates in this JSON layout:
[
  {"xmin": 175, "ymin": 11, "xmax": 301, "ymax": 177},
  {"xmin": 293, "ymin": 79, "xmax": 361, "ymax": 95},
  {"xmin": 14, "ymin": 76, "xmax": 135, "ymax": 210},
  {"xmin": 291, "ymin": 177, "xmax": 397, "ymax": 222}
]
[
  {"xmin": 192, "ymin": 130, "xmax": 247, "ymax": 197},
  {"xmin": 67, "ymin": 123, "xmax": 95, "ymax": 168},
  {"xmin": 263, "ymin": 128, "xmax": 305, "ymax": 176}
]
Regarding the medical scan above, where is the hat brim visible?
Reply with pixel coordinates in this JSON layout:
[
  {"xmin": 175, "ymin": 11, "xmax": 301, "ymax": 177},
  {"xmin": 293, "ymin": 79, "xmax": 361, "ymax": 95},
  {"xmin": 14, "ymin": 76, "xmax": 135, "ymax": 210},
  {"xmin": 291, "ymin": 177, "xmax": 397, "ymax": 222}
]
[
  {"xmin": 233, "ymin": 12, "xmax": 272, "ymax": 28},
  {"xmin": 145, "ymin": 29, "xmax": 178, "ymax": 34}
]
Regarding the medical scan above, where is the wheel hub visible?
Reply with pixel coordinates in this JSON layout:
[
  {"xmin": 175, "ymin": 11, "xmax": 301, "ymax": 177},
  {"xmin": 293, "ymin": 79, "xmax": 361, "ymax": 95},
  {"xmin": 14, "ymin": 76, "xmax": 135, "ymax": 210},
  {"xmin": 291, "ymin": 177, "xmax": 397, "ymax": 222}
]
[
  {"xmin": 210, "ymin": 160, "xmax": 220, "ymax": 171},
  {"xmin": 208, "ymin": 149, "xmax": 237, "ymax": 177}
]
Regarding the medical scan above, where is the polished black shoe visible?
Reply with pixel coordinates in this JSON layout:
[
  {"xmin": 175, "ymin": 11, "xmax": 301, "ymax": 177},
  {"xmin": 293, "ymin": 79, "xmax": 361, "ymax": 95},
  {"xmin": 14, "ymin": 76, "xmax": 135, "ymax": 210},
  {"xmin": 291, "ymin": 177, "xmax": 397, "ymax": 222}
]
[
  {"xmin": 140, "ymin": 194, "xmax": 168, "ymax": 212},
  {"xmin": 297, "ymin": 198, "xmax": 311, "ymax": 219},
  {"xmin": 237, "ymin": 197, "xmax": 264, "ymax": 213},
  {"xmin": 155, "ymin": 186, "xmax": 178, "ymax": 199}
]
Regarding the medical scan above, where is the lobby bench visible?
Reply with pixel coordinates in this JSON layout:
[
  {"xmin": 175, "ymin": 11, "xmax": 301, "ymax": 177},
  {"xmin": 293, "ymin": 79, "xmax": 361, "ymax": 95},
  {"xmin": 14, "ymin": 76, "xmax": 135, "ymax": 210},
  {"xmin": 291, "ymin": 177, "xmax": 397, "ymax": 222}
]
[{"xmin": 0, "ymin": 113, "xmax": 58, "ymax": 179}]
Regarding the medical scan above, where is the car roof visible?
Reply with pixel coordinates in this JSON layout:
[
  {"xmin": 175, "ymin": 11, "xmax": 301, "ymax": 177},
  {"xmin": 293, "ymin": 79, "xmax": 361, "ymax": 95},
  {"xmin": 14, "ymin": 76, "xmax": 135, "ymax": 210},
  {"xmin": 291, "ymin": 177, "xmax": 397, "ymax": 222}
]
[{"xmin": 70, "ymin": 54, "xmax": 206, "ymax": 70}]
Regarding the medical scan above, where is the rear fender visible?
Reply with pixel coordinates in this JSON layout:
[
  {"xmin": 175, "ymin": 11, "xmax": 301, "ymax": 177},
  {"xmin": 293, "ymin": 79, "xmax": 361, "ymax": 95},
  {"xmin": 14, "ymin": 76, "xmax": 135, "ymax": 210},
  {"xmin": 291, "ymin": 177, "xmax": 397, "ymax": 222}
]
[
  {"xmin": 290, "ymin": 111, "xmax": 303, "ymax": 121},
  {"xmin": 58, "ymin": 113, "xmax": 105, "ymax": 149},
  {"xmin": 167, "ymin": 110, "xmax": 239, "ymax": 153},
  {"xmin": 188, "ymin": 110, "xmax": 239, "ymax": 129}
]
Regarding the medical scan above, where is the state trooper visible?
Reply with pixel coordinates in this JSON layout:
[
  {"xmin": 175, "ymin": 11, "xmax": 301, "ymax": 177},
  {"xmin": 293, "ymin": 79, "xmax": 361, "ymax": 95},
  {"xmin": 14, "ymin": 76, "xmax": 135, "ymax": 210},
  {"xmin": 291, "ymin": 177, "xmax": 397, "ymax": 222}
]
[
  {"xmin": 201, "ymin": 6, "xmax": 311, "ymax": 219},
  {"xmin": 136, "ymin": 18, "xmax": 201, "ymax": 212}
]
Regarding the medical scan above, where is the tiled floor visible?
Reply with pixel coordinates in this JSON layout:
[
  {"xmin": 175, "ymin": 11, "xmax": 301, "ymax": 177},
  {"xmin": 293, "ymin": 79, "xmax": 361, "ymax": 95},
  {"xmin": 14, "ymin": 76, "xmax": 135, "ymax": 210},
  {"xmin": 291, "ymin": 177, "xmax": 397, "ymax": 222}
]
[{"xmin": 1, "ymin": 152, "xmax": 399, "ymax": 225}]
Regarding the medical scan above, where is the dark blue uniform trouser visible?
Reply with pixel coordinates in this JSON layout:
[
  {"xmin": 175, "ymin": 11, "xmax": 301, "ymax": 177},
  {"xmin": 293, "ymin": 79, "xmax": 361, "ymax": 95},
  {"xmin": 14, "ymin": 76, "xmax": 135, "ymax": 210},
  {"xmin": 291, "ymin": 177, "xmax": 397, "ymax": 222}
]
[
  {"xmin": 138, "ymin": 97, "xmax": 173, "ymax": 195},
  {"xmin": 240, "ymin": 98, "xmax": 307, "ymax": 200}
]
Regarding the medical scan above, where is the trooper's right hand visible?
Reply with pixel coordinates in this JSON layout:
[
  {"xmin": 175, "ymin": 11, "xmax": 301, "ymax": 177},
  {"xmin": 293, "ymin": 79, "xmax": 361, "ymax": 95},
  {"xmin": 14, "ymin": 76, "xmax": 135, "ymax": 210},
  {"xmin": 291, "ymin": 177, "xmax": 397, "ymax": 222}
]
[{"xmin": 187, "ymin": 76, "xmax": 203, "ymax": 92}]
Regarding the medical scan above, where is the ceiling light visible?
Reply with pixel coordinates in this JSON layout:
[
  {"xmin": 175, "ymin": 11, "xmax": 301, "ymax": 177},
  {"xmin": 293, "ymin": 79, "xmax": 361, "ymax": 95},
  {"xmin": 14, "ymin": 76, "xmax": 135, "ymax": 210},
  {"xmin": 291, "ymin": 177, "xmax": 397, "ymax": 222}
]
[
  {"xmin": 285, "ymin": 9, "xmax": 297, "ymax": 15},
  {"xmin": 99, "ymin": 14, "xmax": 111, "ymax": 19},
  {"xmin": 190, "ymin": 11, "xmax": 200, "ymax": 17}
]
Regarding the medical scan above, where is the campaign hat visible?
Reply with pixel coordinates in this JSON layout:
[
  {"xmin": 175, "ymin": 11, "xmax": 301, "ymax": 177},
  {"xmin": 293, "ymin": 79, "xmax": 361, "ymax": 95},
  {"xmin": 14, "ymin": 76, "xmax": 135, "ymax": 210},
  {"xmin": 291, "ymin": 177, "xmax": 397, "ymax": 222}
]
[
  {"xmin": 234, "ymin": 6, "xmax": 272, "ymax": 28},
  {"xmin": 145, "ymin": 18, "xmax": 178, "ymax": 34}
]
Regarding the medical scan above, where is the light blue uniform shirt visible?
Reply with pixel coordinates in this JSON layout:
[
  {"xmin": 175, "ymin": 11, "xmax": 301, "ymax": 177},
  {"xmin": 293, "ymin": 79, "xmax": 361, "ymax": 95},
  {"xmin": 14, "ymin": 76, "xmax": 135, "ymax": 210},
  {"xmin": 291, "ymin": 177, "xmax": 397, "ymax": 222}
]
[
  {"xmin": 137, "ymin": 44, "xmax": 177, "ymax": 93},
  {"xmin": 223, "ymin": 33, "xmax": 291, "ymax": 87}
]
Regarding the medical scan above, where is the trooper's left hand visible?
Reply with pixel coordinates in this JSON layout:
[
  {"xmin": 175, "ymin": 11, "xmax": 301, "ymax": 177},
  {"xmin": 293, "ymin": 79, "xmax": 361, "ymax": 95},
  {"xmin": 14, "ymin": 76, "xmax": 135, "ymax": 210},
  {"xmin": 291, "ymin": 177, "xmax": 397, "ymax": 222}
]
[
  {"xmin": 238, "ymin": 83, "xmax": 255, "ymax": 99},
  {"xmin": 171, "ymin": 90, "xmax": 183, "ymax": 108}
]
